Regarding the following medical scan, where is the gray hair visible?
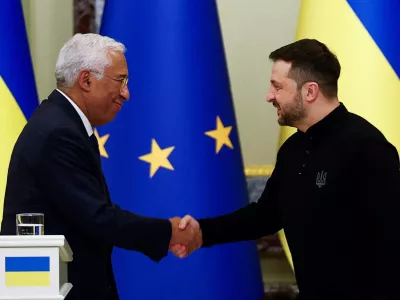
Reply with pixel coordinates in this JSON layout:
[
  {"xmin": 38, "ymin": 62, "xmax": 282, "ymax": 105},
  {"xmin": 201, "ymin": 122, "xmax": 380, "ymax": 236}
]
[{"xmin": 55, "ymin": 33, "xmax": 126, "ymax": 88}]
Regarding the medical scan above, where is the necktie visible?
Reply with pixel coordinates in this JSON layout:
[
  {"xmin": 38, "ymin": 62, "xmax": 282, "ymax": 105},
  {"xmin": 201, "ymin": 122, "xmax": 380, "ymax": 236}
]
[
  {"xmin": 89, "ymin": 134, "xmax": 100, "ymax": 155},
  {"xmin": 89, "ymin": 134, "xmax": 110, "ymax": 202}
]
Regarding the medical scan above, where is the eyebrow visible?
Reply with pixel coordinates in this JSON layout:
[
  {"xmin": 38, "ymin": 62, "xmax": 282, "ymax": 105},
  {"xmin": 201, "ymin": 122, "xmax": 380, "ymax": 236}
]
[
  {"xmin": 270, "ymin": 79, "xmax": 282, "ymax": 87},
  {"xmin": 116, "ymin": 73, "xmax": 128, "ymax": 79}
]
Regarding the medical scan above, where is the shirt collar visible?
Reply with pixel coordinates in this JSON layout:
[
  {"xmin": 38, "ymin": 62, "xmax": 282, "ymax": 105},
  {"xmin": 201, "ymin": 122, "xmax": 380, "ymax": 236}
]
[
  {"xmin": 299, "ymin": 102, "xmax": 349, "ymax": 140},
  {"xmin": 56, "ymin": 89, "xmax": 93, "ymax": 136}
]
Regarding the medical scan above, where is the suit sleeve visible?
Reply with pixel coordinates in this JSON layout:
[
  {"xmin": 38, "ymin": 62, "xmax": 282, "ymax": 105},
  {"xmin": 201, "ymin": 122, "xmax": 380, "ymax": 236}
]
[
  {"xmin": 37, "ymin": 127, "xmax": 171, "ymax": 262},
  {"xmin": 355, "ymin": 138, "xmax": 400, "ymax": 296},
  {"xmin": 198, "ymin": 166, "xmax": 282, "ymax": 247}
]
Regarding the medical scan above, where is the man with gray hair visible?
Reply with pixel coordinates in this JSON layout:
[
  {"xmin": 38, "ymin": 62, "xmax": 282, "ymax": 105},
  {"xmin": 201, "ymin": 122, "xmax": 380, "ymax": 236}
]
[{"xmin": 0, "ymin": 33, "xmax": 202, "ymax": 300}]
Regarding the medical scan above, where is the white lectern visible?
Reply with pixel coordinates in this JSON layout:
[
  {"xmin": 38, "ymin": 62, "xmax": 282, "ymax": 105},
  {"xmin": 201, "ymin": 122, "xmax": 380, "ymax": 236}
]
[{"xmin": 0, "ymin": 235, "xmax": 73, "ymax": 300}]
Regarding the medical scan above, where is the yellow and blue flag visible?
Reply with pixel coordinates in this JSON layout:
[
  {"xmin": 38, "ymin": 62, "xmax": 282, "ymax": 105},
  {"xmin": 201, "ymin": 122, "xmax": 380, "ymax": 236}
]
[
  {"xmin": 278, "ymin": 0, "xmax": 400, "ymax": 269},
  {"xmin": 5, "ymin": 256, "xmax": 50, "ymax": 286},
  {"xmin": 98, "ymin": 1, "xmax": 263, "ymax": 299},
  {"xmin": 0, "ymin": 1, "xmax": 38, "ymax": 225}
]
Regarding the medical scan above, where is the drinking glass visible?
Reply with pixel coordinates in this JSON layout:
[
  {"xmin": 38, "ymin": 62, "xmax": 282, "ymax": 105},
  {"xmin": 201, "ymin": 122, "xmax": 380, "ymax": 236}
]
[{"xmin": 16, "ymin": 213, "xmax": 44, "ymax": 235}]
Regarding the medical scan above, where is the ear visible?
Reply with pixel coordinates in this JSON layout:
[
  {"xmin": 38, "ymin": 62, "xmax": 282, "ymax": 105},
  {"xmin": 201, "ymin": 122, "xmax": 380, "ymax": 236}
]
[
  {"xmin": 77, "ymin": 69, "xmax": 92, "ymax": 92},
  {"xmin": 303, "ymin": 82, "xmax": 319, "ymax": 103}
]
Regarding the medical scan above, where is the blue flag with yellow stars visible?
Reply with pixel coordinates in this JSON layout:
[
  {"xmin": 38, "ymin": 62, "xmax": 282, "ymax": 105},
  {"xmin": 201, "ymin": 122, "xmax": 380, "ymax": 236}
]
[
  {"xmin": 98, "ymin": 0, "xmax": 264, "ymax": 299},
  {"xmin": 0, "ymin": 1, "xmax": 38, "ymax": 225},
  {"xmin": 277, "ymin": 0, "xmax": 400, "ymax": 268}
]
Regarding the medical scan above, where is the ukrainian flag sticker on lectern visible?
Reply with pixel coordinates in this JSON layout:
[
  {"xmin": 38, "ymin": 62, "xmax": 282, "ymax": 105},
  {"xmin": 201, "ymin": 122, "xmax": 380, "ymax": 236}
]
[{"xmin": 5, "ymin": 256, "xmax": 50, "ymax": 287}]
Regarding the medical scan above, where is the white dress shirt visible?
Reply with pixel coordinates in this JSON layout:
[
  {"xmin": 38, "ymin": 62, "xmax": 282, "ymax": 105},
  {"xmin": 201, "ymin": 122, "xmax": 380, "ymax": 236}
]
[{"xmin": 56, "ymin": 89, "xmax": 93, "ymax": 136}]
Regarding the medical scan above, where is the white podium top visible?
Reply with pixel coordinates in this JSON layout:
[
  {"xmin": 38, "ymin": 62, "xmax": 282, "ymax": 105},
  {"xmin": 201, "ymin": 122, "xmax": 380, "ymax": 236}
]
[{"xmin": 0, "ymin": 235, "xmax": 72, "ymax": 262}]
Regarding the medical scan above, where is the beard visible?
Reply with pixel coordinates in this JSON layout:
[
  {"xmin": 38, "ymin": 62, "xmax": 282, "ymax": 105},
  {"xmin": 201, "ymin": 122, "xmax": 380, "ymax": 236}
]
[{"xmin": 277, "ymin": 90, "xmax": 306, "ymax": 127}]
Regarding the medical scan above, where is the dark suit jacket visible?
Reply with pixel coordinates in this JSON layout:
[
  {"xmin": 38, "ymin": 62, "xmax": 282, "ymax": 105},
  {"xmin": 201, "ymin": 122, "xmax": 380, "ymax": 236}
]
[{"xmin": 1, "ymin": 89, "xmax": 172, "ymax": 300}]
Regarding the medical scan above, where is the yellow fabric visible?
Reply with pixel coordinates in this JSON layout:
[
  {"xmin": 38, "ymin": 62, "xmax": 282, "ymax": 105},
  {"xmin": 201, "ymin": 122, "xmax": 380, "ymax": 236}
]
[
  {"xmin": 277, "ymin": 0, "xmax": 400, "ymax": 271},
  {"xmin": 0, "ymin": 76, "xmax": 28, "ymax": 226},
  {"xmin": 5, "ymin": 271, "xmax": 50, "ymax": 286}
]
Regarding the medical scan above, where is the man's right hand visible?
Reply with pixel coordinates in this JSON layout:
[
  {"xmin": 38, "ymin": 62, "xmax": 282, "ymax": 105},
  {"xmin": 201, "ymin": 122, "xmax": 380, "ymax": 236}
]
[{"xmin": 169, "ymin": 215, "xmax": 201, "ymax": 258}]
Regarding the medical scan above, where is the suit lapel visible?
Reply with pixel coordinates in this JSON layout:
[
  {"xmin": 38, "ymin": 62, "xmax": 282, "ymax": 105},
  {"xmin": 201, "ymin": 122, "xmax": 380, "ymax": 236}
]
[{"xmin": 48, "ymin": 89, "xmax": 112, "ymax": 204}]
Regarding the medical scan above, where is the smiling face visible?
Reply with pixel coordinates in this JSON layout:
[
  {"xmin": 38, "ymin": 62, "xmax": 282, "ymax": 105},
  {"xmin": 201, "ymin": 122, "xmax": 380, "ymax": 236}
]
[
  {"xmin": 81, "ymin": 50, "xmax": 130, "ymax": 126},
  {"xmin": 266, "ymin": 60, "xmax": 306, "ymax": 127}
]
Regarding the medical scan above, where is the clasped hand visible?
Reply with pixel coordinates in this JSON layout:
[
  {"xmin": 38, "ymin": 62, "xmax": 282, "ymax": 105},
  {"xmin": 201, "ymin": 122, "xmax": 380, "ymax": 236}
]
[{"xmin": 169, "ymin": 215, "xmax": 200, "ymax": 258}]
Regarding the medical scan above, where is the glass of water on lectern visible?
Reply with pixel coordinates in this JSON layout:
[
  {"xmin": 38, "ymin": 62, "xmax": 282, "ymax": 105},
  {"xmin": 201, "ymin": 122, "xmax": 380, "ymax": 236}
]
[{"xmin": 16, "ymin": 213, "xmax": 44, "ymax": 235}]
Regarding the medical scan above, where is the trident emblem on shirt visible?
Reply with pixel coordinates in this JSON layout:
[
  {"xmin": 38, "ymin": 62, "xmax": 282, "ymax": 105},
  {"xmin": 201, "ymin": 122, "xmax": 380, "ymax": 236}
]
[{"xmin": 316, "ymin": 170, "xmax": 327, "ymax": 188}]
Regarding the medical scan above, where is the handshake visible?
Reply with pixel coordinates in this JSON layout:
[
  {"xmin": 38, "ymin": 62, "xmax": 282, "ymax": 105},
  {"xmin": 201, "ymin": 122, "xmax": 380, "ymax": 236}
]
[{"xmin": 168, "ymin": 215, "xmax": 202, "ymax": 258}]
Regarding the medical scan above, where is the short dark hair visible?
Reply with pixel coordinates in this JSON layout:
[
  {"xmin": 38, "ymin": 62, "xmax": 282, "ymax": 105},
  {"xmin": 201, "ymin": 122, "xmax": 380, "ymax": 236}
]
[{"xmin": 269, "ymin": 39, "xmax": 341, "ymax": 99}]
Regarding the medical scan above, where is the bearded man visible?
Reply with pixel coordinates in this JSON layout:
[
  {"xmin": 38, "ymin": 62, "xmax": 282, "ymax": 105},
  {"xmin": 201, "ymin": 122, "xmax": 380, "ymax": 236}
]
[{"xmin": 172, "ymin": 39, "xmax": 400, "ymax": 300}]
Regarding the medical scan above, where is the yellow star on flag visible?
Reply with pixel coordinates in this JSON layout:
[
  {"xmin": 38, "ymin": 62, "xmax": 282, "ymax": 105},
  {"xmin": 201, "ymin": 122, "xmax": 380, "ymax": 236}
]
[
  {"xmin": 93, "ymin": 128, "xmax": 110, "ymax": 158},
  {"xmin": 139, "ymin": 139, "xmax": 175, "ymax": 178},
  {"xmin": 205, "ymin": 116, "xmax": 233, "ymax": 153}
]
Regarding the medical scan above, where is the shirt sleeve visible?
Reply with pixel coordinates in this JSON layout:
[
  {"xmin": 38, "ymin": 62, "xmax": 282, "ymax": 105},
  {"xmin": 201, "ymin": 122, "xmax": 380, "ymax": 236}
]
[
  {"xmin": 354, "ymin": 137, "xmax": 400, "ymax": 292},
  {"xmin": 356, "ymin": 138, "xmax": 400, "ymax": 235},
  {"xmin": 37, "ymin": 127, "xmax": 172, "ymax": 262},
  {"xmin": 198, "ymin": 163, "xmax": 283, "ymax": 247}
]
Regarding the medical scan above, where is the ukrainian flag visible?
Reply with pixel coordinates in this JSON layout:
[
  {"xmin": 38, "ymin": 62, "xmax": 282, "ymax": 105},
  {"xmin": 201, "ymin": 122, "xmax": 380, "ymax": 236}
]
[
  {"xmin": 5, "ymin": 256, "xmax": 50, "ymax": 286},
  {"xmin": 0, "ymin": 2, "xmax": 38, "ymax": 225},
  {"xmin": 98, "ymin": 0, "xmax": 264, "ymax": 299},
  {"xmin": 278, "ymin": 0, "xmax": 400, "ymax": 269}
]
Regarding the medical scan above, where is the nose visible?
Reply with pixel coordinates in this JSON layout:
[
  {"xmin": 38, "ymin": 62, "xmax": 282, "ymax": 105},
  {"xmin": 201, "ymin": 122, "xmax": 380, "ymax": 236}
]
[
  {"xmin": 266, "ymin": 92, "xmax": 275, "ymax": 103},
  {"xmin": 120, "ymin": 84, "xmax": 130, "ymax": 101}
]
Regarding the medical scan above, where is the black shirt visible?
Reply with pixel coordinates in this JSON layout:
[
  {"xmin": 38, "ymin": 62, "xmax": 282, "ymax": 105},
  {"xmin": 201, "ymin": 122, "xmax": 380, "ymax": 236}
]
[{"xmin": 199, "ymin": 103, "xmax": 400, "ymax": 300}]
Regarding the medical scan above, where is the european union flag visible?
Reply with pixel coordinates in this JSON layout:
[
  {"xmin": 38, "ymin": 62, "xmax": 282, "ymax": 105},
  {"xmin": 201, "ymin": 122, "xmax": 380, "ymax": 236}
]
[
  {"xmin": 0, "ymin": 1, "xmax": 38, "ymax": 225},
  {"xmin": 98, "ymin": 1, "xmax": 264, "ymax": 299}
]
